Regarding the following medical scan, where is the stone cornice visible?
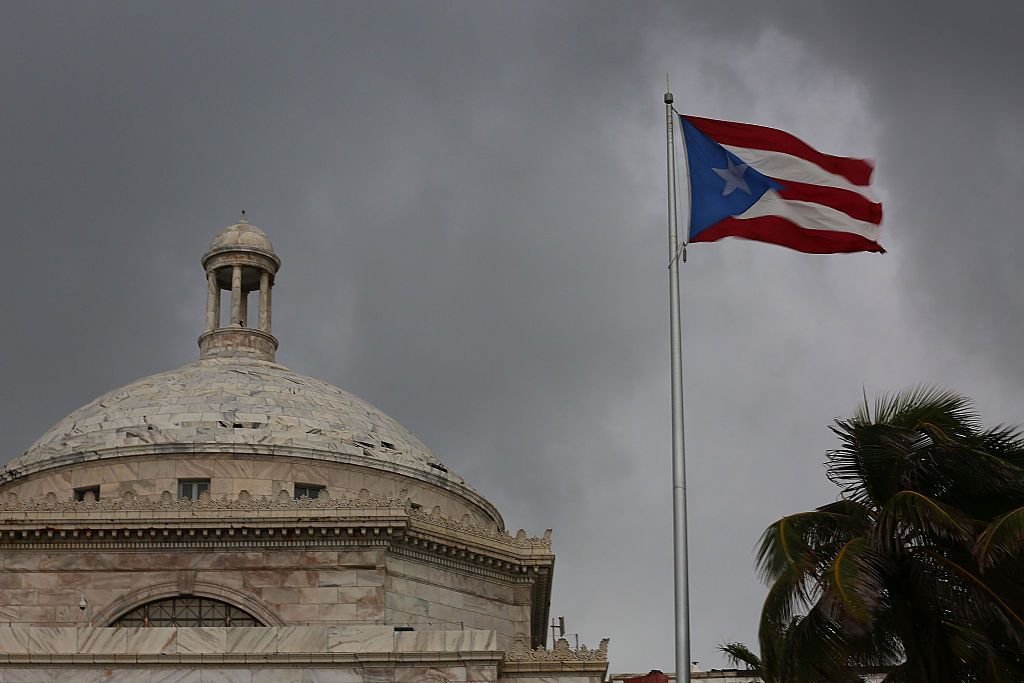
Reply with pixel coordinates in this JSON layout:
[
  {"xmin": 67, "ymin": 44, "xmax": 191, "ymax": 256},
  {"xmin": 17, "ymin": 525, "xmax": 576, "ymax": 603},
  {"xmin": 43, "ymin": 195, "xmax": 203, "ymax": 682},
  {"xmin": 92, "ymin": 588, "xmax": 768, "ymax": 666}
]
[
  {"xmin": 0, "ymin": 490, "xmax": 554, "ymax": 588},
  {"xmin": 529, "ymin": 558, "xmax": 555, "ymax": 650},
  {"xmin": 389, "ymin": 544, "xmax": 538, "ymax": 585},
  {"xmin": 2, "ymin": 485, "xmax": 544, "ymax": 544}
]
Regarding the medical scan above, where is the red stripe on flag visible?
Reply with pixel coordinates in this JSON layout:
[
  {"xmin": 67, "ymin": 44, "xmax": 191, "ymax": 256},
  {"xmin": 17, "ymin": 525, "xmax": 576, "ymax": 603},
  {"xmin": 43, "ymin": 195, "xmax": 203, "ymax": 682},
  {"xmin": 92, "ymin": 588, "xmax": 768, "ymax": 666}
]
[
  {"xmin": 692, "ymin": 217, "xmax": 884, "ymax": 254},
  {"xmin": 684, "ymin": 115, "xmax": 874, "ymax": 187},
  {"xmin": 773, "ymin": 180, "xmax": 883, "ymax": 225}
]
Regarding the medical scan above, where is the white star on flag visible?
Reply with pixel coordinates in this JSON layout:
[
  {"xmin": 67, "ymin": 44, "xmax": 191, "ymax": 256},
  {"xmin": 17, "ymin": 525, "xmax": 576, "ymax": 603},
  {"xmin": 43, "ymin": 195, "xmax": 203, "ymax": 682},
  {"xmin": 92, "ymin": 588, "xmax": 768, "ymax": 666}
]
[{"xmin": 713, "ymin": 156, "xmax": 751, "ymax": 196}]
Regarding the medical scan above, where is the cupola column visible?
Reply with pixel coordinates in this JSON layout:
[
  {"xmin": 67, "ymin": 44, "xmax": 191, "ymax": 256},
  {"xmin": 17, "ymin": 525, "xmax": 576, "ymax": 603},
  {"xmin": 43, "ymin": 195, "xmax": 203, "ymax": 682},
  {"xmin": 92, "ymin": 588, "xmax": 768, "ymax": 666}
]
[
  {"xmin": 230, "ymin": 266, "xmax": 243, "ymax": 326},
  {"xmin": 240, "ymin": 290, "xmax": 249, "ymax": 327},
  {"xmin": 259, "ymin": 271, "xmax": 271, "ymax": 332},
  {"xmin": 205, "ymin": 270, "xmax": 220, "ymax": 331}
]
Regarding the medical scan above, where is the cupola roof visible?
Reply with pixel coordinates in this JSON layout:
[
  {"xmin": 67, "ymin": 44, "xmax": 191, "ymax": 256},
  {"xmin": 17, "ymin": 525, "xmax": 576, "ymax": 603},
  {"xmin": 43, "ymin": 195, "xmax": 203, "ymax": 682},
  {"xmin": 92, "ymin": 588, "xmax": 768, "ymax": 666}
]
[{"xmin": 208, "ymin": 213, "xmax": 276, "ymax": 256}]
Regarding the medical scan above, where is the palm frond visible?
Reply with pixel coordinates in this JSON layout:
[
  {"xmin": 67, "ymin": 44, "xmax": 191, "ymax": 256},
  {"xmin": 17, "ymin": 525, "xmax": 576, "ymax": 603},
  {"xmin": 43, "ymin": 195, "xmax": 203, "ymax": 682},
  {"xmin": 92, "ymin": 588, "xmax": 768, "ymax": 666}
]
[
  {"xmin": 976, "ymin": 506, "xmax": 1024, "ymax": 569},
  {"xmin": 827, "ymin": 423, "xmax": 933, "ymax": 505},
  {"xmin": 940, "ymin": 620, "xmax": 1024, "ymax": 682},
  {"xmin": 860, "ymin": 386, "xmax": 979, "ymax": 436},
  {"xmin": 780, "ymin": 605, "xmax": 857, "ymax": 683},
  {"xmin": 923, "ymin": 549, "xmax": 1024, "ymax": 632},
  {"xmin": 927, "ymin": 441, "xmax": 1024, "ymax": 507},
  {"xmin": 756, "ymin": 510, "xmax": 861, "ymax": 585},
  {"xmin": 817, "ymin": 499, "xmax": 875, "ymax": 520},
  {"xmin": 826, "ymin": 536, "xmax": 881, "ymax": 626},
  {"xmin": 719, "ymin": 642, "xmax": 762, "ymax": 672},
  {"xmin": 976, "ymin": 424, "xmax": 1024, "ymax": 472},
  {"xmin": 759, "ymin": 567, "xmax": 813, "ymax": 634},
  {"xmin": 829, "ymin": 387, "xmax": 989, "ymax": 505},
  {"xmin": 879, "ymin": 490, "xmax": 973, "ymax": 547}
]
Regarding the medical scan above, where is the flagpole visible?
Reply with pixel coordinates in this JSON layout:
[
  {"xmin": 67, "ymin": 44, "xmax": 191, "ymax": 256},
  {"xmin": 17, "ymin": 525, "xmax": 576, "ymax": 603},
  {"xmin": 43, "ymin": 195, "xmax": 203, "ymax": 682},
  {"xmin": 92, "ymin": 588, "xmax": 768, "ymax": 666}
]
[{"xmin": 664, "ymin": 90, "xmax": 691, "ymax": 683}]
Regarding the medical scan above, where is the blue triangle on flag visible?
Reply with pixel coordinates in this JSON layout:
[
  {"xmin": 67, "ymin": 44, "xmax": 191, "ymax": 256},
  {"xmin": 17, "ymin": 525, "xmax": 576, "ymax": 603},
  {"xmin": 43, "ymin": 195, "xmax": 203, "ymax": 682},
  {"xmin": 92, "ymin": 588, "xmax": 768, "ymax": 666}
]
[{"xmin": 681, "ymin": 118, "xmax": 783, "ymax": 240}]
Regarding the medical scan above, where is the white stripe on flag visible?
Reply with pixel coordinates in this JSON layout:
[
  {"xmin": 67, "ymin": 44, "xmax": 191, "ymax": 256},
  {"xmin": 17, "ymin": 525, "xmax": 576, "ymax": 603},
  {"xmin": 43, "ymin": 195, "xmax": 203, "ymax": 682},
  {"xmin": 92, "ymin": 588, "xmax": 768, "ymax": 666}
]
[
  {"xmin": 723, "ymin": 144, "xmax": 878, "ymax": 201},
  {"xmin": 735, "ymin": 190, "xmax": 882, "ymax": 242}
]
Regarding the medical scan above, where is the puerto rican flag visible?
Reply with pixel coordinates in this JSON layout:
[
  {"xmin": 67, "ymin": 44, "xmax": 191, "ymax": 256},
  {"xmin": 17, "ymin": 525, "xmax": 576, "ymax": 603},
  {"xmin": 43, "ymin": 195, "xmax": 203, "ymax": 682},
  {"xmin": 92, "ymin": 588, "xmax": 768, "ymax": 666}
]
[{"xmin": 680, "ymin": 115, "xmax": 883, "ymax": 254}]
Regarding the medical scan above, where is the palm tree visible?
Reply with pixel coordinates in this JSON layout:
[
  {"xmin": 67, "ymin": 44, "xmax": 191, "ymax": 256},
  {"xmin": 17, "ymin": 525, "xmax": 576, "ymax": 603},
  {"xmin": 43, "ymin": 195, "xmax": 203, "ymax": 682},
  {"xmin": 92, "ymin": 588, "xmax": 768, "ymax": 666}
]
[{"xmin": 751, "ymin": 387, "xmax": 1024, "ymax": 682}]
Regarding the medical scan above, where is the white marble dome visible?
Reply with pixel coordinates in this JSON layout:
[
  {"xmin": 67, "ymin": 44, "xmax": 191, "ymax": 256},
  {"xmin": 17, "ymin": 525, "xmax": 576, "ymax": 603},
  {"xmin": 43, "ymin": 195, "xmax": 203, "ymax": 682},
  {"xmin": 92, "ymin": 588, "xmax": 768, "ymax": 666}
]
[{"xmin": 4, "ymin": 356, "xmax": 473, "ymax": 494}]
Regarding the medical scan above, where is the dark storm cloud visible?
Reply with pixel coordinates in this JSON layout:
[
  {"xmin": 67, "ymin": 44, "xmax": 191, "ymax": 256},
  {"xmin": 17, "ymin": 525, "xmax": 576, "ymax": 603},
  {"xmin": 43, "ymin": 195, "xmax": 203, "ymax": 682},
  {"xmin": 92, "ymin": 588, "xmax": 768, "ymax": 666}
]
[
  {"xmin": 2, "ymin": 1, "xmax": 1022, "ymax": 673},
  {"xmin": 761, "ymin": 3, "xmax": 1024, "ymax": 384}
]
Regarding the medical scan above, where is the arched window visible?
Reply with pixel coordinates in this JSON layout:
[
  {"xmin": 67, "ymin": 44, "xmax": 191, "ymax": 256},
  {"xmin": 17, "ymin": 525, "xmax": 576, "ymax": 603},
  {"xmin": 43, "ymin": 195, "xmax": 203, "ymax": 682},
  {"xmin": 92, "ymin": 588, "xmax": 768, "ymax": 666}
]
[{"xmin": 112, "ymin": 596, "xmax": 263, "ymax": 627}]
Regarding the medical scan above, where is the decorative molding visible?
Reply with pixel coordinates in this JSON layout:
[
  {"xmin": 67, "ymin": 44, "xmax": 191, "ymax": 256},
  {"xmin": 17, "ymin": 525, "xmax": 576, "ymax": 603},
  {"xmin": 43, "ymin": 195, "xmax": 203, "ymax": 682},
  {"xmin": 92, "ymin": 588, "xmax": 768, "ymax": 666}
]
[
  {"xmin": 389, "ymin": 544, "xmax": 537, "ymax": 584},
  {"xmin": 505, "ymin": 637, "xmax": 610, "ymax": 662},
  {"xmin": 0, "ymin": 537, "xmax": 392, "ymax": 552},
  {"xmin": 410, "ymin": 505, "xmax": 552, "ymax": 550},
  {"xmin": 0, "ymin": 488, "xmax": 401, "ymax": 512},
  {"xmin": 0, "ymin": 490, "xmax": 552, "ymax": 551}
]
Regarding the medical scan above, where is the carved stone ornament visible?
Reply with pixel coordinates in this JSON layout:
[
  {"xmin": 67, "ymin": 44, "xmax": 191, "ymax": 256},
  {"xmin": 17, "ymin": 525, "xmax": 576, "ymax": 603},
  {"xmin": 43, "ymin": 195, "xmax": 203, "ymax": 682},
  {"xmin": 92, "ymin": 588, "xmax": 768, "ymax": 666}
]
[
  {"xmin": 410, "ymin": 504, "xmax": 552, "ymax": 549},
  {"xmin": 1, "ymin": 488, "xmax": 400, "ymax": 512},
  {"xmin": 0, "ymin": 489, "xmax": 552, "ymax": 550},
  {"xmin": 504, "ymin": 637, "xmax": 610, "ymax": 662}
]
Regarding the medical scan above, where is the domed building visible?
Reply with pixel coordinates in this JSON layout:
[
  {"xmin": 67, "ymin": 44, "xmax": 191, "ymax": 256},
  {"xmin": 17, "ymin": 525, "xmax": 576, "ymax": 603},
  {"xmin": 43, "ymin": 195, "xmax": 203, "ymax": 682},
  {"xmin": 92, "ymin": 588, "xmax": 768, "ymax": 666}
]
[{"xmin": 0, "ymin": 219, "xmax": 609, "ymax": 682}]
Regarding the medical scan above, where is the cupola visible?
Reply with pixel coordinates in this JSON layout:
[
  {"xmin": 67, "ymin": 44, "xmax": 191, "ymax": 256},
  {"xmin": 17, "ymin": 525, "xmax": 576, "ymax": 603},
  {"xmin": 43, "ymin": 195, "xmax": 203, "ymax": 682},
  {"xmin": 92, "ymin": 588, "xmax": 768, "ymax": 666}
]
[{"xmin": 198, "ymin": 212, "xmax": 281, "ymax": 361}]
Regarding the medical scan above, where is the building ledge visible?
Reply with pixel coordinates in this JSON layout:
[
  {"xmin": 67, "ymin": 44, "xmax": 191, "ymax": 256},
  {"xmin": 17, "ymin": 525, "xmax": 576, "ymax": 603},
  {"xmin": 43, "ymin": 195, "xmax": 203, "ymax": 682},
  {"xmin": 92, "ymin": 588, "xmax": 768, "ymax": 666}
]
[{"xmin": 0, "ymin": 625, "xmax": 498, "ymax": 660}]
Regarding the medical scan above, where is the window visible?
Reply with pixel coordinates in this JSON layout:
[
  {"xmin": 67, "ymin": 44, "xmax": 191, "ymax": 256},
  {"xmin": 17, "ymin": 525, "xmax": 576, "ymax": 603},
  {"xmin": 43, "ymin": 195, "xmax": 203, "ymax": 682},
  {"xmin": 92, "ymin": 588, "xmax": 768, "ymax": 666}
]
[
  {"xmin": 294, "ymin": 484, "xmax": 324, "ymax": 500},
  {"xmin": 112, "ymin": 596, "xmax": 262, "ymax": 627},
  {"xmin": 74, "ymin": 486, "xmax": 100, "ymax": 502},
  {"xmin": 178, "ymin": 479, "xmax": 210, "ymax": 500}
]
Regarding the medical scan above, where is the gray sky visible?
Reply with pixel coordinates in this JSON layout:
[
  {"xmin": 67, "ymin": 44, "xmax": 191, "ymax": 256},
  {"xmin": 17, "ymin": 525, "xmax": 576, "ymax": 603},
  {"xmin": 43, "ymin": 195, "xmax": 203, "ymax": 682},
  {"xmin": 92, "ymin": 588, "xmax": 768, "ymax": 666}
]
[{"xmin": 2, "ymin": 0, "xmax": 1023, "ymax": 673}]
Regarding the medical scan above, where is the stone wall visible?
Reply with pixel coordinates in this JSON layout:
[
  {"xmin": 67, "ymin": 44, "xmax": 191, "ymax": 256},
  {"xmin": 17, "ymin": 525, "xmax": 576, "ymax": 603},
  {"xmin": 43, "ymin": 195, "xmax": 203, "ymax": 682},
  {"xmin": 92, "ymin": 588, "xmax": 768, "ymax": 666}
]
[
  {"xmin": 0, "ymin": 545, "xmax": 534, "ymax": 643},
  {"xmin": 0, "ymin": 547, "xmax": 386, "ymax": 627},
  {"xmin": 386, "ymin": 554, "xmax": 532, "ymax": 649}
]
